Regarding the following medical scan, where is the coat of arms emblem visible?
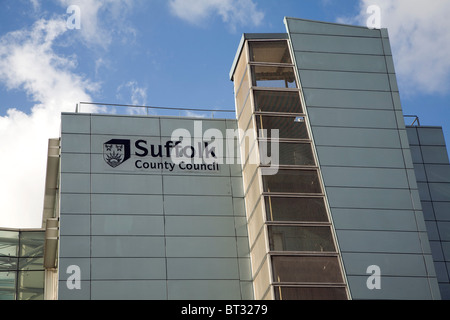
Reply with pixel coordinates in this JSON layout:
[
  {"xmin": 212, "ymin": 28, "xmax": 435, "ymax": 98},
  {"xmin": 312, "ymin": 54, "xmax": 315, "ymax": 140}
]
[{"xmin": 103, "ymin": 139, "xmax": 131, "ymax": 168}]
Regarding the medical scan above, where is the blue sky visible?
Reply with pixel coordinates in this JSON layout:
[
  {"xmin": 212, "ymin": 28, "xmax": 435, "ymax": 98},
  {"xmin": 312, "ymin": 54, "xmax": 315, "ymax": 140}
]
[
  {"xmin": 0, "ymin": 0, "xmax": 367, "ymax": 114},
  {"xmin": 1, "ymin": 0, "xmax": 450, "ymax": 228}
]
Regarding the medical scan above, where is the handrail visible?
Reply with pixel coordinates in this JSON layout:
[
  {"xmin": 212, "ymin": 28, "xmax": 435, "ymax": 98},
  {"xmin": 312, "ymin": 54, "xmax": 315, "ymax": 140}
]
[{"xmin": 76, "ymin": 102, "xmax": 236, "ymax": 119}]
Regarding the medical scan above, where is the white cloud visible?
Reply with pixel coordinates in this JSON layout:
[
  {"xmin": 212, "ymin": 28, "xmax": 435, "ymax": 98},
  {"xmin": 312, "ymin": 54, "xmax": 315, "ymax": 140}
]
[
  {"xmin": 58, "ymin": 0, "xmax": 137, "ymax": 48},
  {"xmin": 94, "ymin": 57, "xmax": 109, "ymax": 77},
  {"xmin": 128, "ymin": 82, "xmax": 147, "ymax": 107},
  {"xmin": 339, "ymin": 0, "xmax": 450, "ymax": 95},
  {"xmin": 0, "ymin": 0, "xmax": 139, "ymax": 229},
  {"xmin": 116, "ymin": 81, "xmax": 148, "ymax": 115},
  {"xmin": 0, "ymin": 18, "xmax": 99, "ymax": 229},
  {"xmin": 169, "ymin": 0, "xmax": 264, "ymax": 29}
]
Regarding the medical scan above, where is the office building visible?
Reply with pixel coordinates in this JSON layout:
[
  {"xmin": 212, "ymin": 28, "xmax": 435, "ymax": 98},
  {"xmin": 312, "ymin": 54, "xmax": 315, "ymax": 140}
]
[
  {"xmin": 1, "ymin": 17, "xmax": 449, "ymax": 300},
  {"xmin": 407, "ymin": 125, "xmax": 450, "ymax": 298}
]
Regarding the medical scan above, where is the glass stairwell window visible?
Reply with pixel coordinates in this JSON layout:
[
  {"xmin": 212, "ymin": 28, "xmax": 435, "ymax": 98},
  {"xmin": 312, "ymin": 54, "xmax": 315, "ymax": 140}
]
[
  {"xmin": 249, "ymin": 40, "xmax": 292, "ymax": 64},
  {"xmin": 252, "ymin": 65, "xmax": 297, "ymax": 89}
]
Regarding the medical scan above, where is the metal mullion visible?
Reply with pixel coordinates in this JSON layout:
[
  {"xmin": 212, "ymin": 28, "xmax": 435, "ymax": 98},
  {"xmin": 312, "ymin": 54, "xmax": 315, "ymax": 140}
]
[
  {"xmin": 254, "ymin": 111, "xmax": 306, "ymax": 117},
  {"xmin": 272, "ymin": 282, "xmax": 348, "ymax": 287},
  {"xmin": 261, "ymin": 192, "xmax": 325, "ymax": 198},
  {"xmin": 258, "ymin": 138, "xmax": 311, "ymax": 144},
  {"xmin": 260, "ymin": 166, "xmax": 320, "ymax": 172},
  {"xmin": 248, "ymin": 61, "xmax": 295, "ymax": 68},
  {"xmin": 251, "ymin": 87, "xmax": 300, "ymax": 93},
  {"xmin": 266, "ymin": 221, "xmax": 332, "ymax": 227}
]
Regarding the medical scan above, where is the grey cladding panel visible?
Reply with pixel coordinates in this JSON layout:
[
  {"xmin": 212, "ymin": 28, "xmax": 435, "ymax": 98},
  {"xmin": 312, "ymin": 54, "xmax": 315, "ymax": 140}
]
[
  {"xmin": 60, "ymin": 194, "xmax": 90, "ymax": 214},
  {"xmin": 61, "ymin": 114, "xmax": 90, "ymax": 134},
  {"xmin": 346, "ymin": 276, "xmax": 433, "ymax": 300},
  {"xmin": 424, "ymin": 164, "xmax": 450, "ymax": 183},
  {"xmin": 59, "ymin": 236, "xmax": 90, "ymax": 258},
  {"xmin": 165, "ymin": 216, "xmax": 237, "ymax": 237},
  {"xmin": 285, "ymin": 18, "xmax": 381, "ymax": 38},
  {"xmin": 168, "ymin": 280, "xmax": 241, "ymax": 300},
  {"xmin": 61, "ymin": 153, "xmax": 90, "ymax": 173},
  {"xmin": 421, "ymin": 146, "xmax": 450, "ymax": 164},
  {"xmin": 332, "ymin": 209, "xmax": 421, "ymax": 232},
  {"xmin": 91, "ymin": 215, "xmax": 165, "ymax": 236},
  {"xmin": 91, "ymin": 280, "xmax": 166, "ymax": 300},
  {"xmin": 294, "ymin": 51, "xmax": 387, "ymax": 73},
  {"xmin": 61, "ymin": 134, "xmax": 90, "ymax": 153},
  {"xmin": 311, "ymin": 127, "xmax": 401, "ymax": 148},
  {"xmin": 299, "ymin": 70, "xmax": 390, "ymax": 91},
  {"xmin": 167, "ymin": 258, "xmax": 239, "ymax": 280},
  {"xmin": 342, "ymin": 252, "xmax": 427, "ymax": 276},
  {"xmin": 434, "ymin": 202, "xmax": 450, "ymax": 221},
  {"xmin": 164, "ymin": 195, "xmax": 234, "ymax": 216},
  {"xmin": 289, "ymin": 33, "xmax": 384, "ymax": 55},
  {"xmin": 336, "ymin": 230, "xmax": 424, "ymax": 254},
  {"xmin": 406, "ymin": 127, "xmax": 419, "ymax": 145},
  {"xmin": 91, "ymin": 174, "xmax": 163, "ymax": 195},
  {"xmin": 91, "ymin": 236, "xmax": 166, "ymax": 257},
  {"xmin": 163, "ymin": 175, "xmax": 232, "ymax": 196},
  {"xmin": 60, "ymin": 215, "xmax": 90, "ymax": 236},
  {"xmin": 307, "ymin": 108, "xmax": 397, "ymax": 129},
  {"xmin": 165, "ymin": 237, "xmax": 238, "ymax": 258},
  {"xmin": 91, "ymin": 258, "xmax": 166, "ymax": 280},
  {"xmin": 316, "ymin": 146, "xmax": 405, "ymax": 168},
  {"xmin": 321, "ymin": 167, "xmax": 408, "ymax": 189},
  {"xmin": 303, "ymin": 89, "xmax": 394, "ymax": 110},
  {"xmin": 418, "ymin": 127, "xmax": 447, "ymax": 146},
  {"xmin": 429, "ymin": 183, "xmax": 450, "ymax": 202},
  {"xmin": 90, "ymin": 194, "xmax": 163, "ymax": 215},
  {"xmin": 60, "ymin": 173, "xmax": 90, "ymax": 194},
  {"xmin": 326, "ymin": 187, "xmax": 414, "ymax": 210}
]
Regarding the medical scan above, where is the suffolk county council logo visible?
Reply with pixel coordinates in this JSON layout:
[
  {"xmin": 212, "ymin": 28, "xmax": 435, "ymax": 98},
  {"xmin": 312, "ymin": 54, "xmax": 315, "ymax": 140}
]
[{"xmin": 103, "ymin": 139, "xmax": 131, "ymax": 168}]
